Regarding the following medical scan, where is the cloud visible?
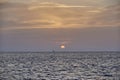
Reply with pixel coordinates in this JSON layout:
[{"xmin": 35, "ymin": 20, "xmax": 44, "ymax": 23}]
[
  {"xmin": 91, "ymin": 4, "xmax": 120, "ymax": 26},
  {"xmin": 87, "ymin": 10, "xmax": 101, "ymax": 13},
  {"xmin": 28, "ymin": 2, "xmax": 91, "ymax": 10},
  {"xmin": 0, "ymin": 1, "xmax": 119, "ymax": 31}
]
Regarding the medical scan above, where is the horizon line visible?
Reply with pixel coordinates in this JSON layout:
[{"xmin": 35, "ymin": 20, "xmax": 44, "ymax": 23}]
[{"xmin": 0, "ymin": 51, "xmax": 120, "ymax": 53}]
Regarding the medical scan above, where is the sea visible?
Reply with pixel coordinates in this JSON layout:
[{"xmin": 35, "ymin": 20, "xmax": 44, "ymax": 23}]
[{"xmin": 0, "ymin": 52, "xmax": 120, "ymax": 80}]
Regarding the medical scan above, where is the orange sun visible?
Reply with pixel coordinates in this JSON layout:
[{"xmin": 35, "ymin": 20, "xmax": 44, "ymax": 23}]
[{"xmin": 60, "ymin": 45, "xmax": 65, "ymax": 49}]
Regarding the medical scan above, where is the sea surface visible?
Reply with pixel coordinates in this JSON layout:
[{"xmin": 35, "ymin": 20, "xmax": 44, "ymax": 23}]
[{"xmin": 0, "ymin": 52, "xmax": 120, "ymax": 80}]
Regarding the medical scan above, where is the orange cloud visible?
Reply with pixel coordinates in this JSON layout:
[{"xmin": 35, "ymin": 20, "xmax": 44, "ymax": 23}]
[
  {"xmin": 28, "ymin": 2, "xmax": 91, "ymax": 10},
  {"xmin": 0, "ymin": 1, "xmax": 119, "ymax": 31}
]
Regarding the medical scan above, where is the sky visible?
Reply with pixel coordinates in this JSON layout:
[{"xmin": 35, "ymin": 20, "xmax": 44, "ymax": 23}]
[{"xmin": 0, "ymin": 0, "xmax": 120, "ymax": 51}]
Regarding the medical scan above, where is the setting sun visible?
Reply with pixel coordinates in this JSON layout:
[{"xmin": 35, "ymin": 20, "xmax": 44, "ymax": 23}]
[{"xmin": 60, "ymin": 45, "xmax": 65, "ymax": 49}]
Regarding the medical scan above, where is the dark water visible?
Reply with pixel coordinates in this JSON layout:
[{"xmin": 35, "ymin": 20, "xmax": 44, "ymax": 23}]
[{"xmin": 0, "ymin": 52, "xmax": 120, "ymax": 80}]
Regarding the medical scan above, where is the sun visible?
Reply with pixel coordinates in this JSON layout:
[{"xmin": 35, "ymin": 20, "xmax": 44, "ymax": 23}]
[{"xmin": 60, "ymin": 45, "xmax": 65, "ymax": 49}]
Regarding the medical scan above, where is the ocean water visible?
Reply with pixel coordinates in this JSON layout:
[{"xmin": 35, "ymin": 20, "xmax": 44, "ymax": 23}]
[{"xmin": 0, "ymin": 52, "xmax": 120, "ymax": 80}]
